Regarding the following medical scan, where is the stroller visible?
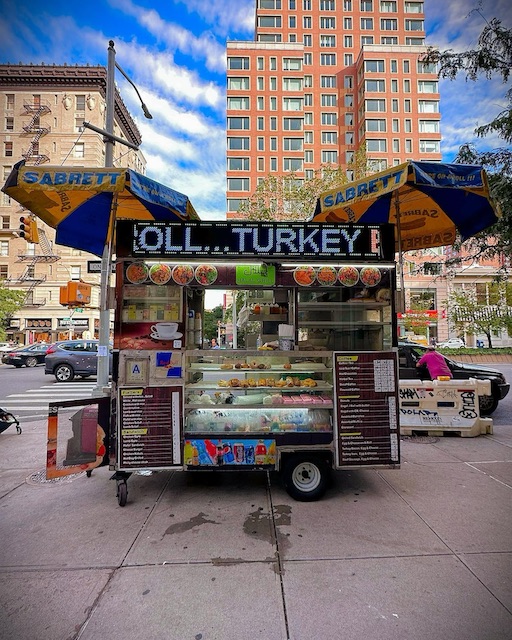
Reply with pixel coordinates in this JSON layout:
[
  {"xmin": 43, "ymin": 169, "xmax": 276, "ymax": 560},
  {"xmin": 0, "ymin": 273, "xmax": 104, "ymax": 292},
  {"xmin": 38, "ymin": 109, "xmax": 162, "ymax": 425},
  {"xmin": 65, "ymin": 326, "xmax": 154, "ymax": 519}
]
[{"xmin": 0, "ymin": 408, "xmax": 21, "ymax": 434}]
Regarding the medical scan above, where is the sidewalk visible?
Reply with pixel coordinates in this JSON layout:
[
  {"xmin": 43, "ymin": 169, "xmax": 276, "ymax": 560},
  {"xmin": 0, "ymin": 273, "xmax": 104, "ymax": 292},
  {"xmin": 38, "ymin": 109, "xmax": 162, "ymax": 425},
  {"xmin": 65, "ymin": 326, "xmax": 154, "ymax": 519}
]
[{"xmin": 0, "ymin": 414, "xmax": 511, "ymax": 640}]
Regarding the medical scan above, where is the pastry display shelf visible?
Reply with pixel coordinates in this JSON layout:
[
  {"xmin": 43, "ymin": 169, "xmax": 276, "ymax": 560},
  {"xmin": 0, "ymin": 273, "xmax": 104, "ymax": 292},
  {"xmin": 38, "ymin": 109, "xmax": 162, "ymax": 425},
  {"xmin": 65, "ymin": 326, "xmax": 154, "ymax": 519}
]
[
  {"xmin": 184, "ymin": 402, "xmax": 334, "ymax": 409},
  {"xmin": 185, "ymin": 381, "xmax": 333, "ymax": 391}
]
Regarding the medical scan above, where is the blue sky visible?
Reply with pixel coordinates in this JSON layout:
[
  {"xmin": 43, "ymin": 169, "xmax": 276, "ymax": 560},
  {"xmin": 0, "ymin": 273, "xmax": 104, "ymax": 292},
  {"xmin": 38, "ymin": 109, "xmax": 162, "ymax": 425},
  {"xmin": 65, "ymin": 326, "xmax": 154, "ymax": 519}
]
[{"xmin": 1, "ymin": 0, "xmax": 510, "ymax": 221}]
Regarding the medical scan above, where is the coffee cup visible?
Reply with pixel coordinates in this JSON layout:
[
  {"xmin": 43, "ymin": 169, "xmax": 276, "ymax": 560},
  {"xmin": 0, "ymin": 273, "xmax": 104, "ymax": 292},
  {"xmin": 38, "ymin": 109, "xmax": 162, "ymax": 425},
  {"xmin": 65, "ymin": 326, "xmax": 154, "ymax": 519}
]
[{"xmin": 151, "ymin": 322, "xmax": 178, "ymax": 339}]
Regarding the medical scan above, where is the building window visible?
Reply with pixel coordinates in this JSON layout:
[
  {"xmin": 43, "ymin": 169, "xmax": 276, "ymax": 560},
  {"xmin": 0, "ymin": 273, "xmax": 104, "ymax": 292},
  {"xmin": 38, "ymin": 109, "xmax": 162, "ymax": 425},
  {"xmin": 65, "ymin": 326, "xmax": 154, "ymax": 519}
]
[
  {"xmin": 392, "ymin": 118, "xmax": 399, "ymax": 132},
  {"xmin": 320, "ymin": 17, "xmax": 336, "ymax": 29},
  {"xmin": 404, "ymin": 119, "xmax": 412, "ymax": 132},
  {"xmin": 228, "ymin": 157, "xmax": 249, "ymax": 171},
  {"xmin": 304, "ymin": 112, "xmax": 313, "ymax": 125},
  {"xmin": 361, "ymin": 36, "xmax": 374, "ymax": 44},
  {"xmin": 227, "ymin": 198, "xmax": 246, "ymax": 212},
  {"xmin": 228, "ymin": 57, "xmax": 249, "ymax": 70},
  {"xmin": 304, "ymin": 53, "xmax": 313, "ymax": 65},
  {"xmin": 74, "ymin": 142, "xmax": 85, "ymax": 158},
  {"xmin": 228, "ymin": 77, "xmax": 250, "ymax": 90},
  {"xmin": 283, "ymin": 58, "xmax": 302, "ymax": 71},
  {"xmin": 303, "ymin": 0, "xmax": 311, "ymax": 8},
  {"xmin": 365, "ymin": 99, "xmax": 385, "ymax": 112},
  {"xmin": 227, "ymin": 178, "xmax": 250, "ymax": 191},
  {"xmin": 321, "ymin": 35, "xmax": 336, "ymax": 47},
  {"xmin": 405, "ymin": 1, "xmax": 423, "ymax": 12},
  {"xmin": 419, "ymin": 119, "xmax": 439, "ymax": 133},
  {"xmin": 5, "ymin": 117, "xmax": 14, "ymax": 131},
  {"xmin": 270, "ymin": 137, "xmax": 278, "ymax": 151},
  {"xmin": 405, "ymin": 19, "xmax": 424, "ymax": 31},
  {"xmin": 1, "ymin": 216, "xmax": 9, "ymax": 229},
  {"xmin": 391, "ymin": 99, "xmax": 399, "ymax": 112},
  {"xmin": 283, "ymin": 138, "xmax": 303, "ymax": 151},
  {"xmin": 344, "ymin": 0, "xmax": 352, "ymax": 9},
  {"xmin": 270, "ymin": 117, "xmax": 277, "ymax": 130},
  {"xmin": 0, "ymin": 241, "xmax": 8, "ymax": 256},
  {"xmin": 4, "ymin": 142, "xmax": 12, "ymax": 157},
  {"xmin": 227, "ymin": 97, "xmax": 250, "ymax": 110},
  {"xmin": 257, "ymin": 57, "xmax": 264, "ymax": 70},
  {"xmin": 270, "ymin": 97, "xmax": 277, "ymax": 110},
  {"xmin": 283, "ymin": 97, "xmax": 303, "ymax": 111},
  {"xmin": 304, "ymin": 34, "xmax": 312, "ymax": 47},
  {"xmin": 344, "ymin": 35, "xmax": 353, "ymax": 47},
  {"xmin": 404, "ymin": 99, "xmax": 411, "ymax": 112},
  {"xmin": 366, "ymin": 119, "xmax": 386, "ymax": 132},
  {"xmin": 391, "ymin": 59, "xmax": 398, "ymax": 73},
  {"xmin": 304, "ymin": 131, "xmax": 313, "ymax": 143},
  {"xmin": 391, "ymin": 79, "xmax": 398, "ymax": 92},
  {"xmin": 321, "ymin": 94, "xmax": 337, "ymax": 106},
  {"xmin": 403, "ymin": 60, "xmax": 410, "ymax": 73},
  {"xmin": 404, "ymin": 79, "xmax": 411, "ymax": 93},
  {"xmin": 228, "ymin": 137, "xmax": 250, "ymax": 150},
  {"xmin": 257, "ymin": 97, "xmax": 264, "ymax": 111},
  {"xmin": 419, "ymin": 140, "xmax": 440, "ymax": 153},
  {"xmin": 364, "ymin": 60, "xmax": 384, "ymax": 73},
  {"xmin": 270, "ymin": 57, "xmax": 277, "ymax": 70},
  {"xmin": 258, "ymin": 0, "xmax": 282, "ymax": 7},
  {"xmin": 405, "ymin": 139, "xmax": 412, "ymax": 153},
  {"xmin": 6, "ymin": 94, "xmax": 14, "ymax": 109},
  {"xmin": 0, "ymin": 265, "xmax": 7, "ymax": 279},
  {"xmin": 381, "ymin": 18, "xmax": 397, "ymax": 30},
  {"xmin": 417, "ymin": 61, "xmax": 438, "ymax": 74},
  {"xmin": 406, "ymin": 36, "xmax": 425, "ymax": 45},
  {"xmin": 320, "ymin": 0, "xmax": 335, "ymax": 8},
  {"xmin": 369, "ymin": 159, "xmax": 387, "ymax": 172},
  {"xmin": 344, "ymin": 17, "xmax": 352, "ymax": 29},
  {"xmin": 367, "ymin": 139, "xmax": 387, "ymax": 152},
  {"xmin": 258, "ymin": 16, "xmax": 282, "ymax": 27},
  {"xmin": 283, "ymin": 77, "xmax": 303, "ymax": 91},
  {"xmin": 360, "ymin": 0, "xmax": 373, "ymax": 10},
  {"xmin": 321, "ymin": 150, "xmax": 338, "ymax": 163},
  {"xmin": 361, "ymin": 18, "xmax": 373, "ymax": 29},
  {"xmin": 321, "ymin": 75, "xmax": 337, "ymax": 88},
  {"xmin": 392, "ymin": 139, "xmax": 400, "ymax": 152},
  {"xmin": 321, "ymin": 112, "xmax": 337, "ymax": 125},
  {"xmin": 381, "ymin": 36, "xmax": 398, "ymax": 44},
  {"xmin": 258, "ymin": 157, "xmax": 265, "ymax": 172},
  {"xmin": 71, "ymin": 265, "xmax": 81, "ymax": 280},
  {"xmin": 418, "ymin": 100, "xmax": 439, "ymax": 113},
  {"xmin": 257, "ymin": 137, "xmax": 264, "ymax": 151},
  {"xmin": 284, "ymin": 158, "xmax": 303, "ymax": 171},
  {"xmin": 365, "ymin": 79, "xmax": 385, "ymax": 92},
  {"xmin": 380, "ymin": 0, "xmax": 397, "ymax": 10},
  {"xmin": 303, "ymin": 16, "xmax": 312, "ymax": 28},
  {"xmin": 227, "ymin": 117, "xmax": 250, "ymax": 130},
  {"xmin": 271, "ymin": 158, "xmax": 277, "ymax": 171},
  {"xmin": 283, "ymin": 117, "xmax": 303, "ymax": 130},
  {"xmin": 345, "ymin": 95, "xmax": 354, "ymax": 107},
  {"xmin": 289, "ymin": 16, "xmax": 296, "ymax": 27},
  {"xmin": 257, "ymin": 116, "xmax": 264, "ymax": 130},
  {"xmin": 418, "ymin": 80, "xmax": 438, "ymax": 93},
  {"xmin": 75, "ymin": 95, "xmax": 86, "ymax": 110},
  {"xmin": 322, "ymin": 131, "xmax": 338, "ymax": 143},
  {"xmin": 304, "ymin": 75, "xmax": 313, "ymax": 87}
]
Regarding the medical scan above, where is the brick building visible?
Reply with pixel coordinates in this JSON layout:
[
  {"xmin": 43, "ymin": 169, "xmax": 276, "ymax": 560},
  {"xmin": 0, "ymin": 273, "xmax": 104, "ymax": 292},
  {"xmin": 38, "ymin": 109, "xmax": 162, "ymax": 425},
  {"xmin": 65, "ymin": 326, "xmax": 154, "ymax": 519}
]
[
  {"xmin": 226, "ymin": 0, "xmax": 440, "ymax": 218},
  {"xmin": 0, "ymin": 63, "xmax": 145, "ymax": 345}
]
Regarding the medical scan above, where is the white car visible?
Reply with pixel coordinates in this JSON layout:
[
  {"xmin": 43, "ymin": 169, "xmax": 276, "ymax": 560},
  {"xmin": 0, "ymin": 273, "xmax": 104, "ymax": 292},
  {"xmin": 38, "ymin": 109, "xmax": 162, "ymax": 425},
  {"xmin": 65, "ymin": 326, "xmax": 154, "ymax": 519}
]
[
  {"xmin": 0, "ymin": 342, "xmax": 15, "ymax": 352},
  {"xmin": 438, "ymin": 338, "xmax": 465, "ymax": 349}
]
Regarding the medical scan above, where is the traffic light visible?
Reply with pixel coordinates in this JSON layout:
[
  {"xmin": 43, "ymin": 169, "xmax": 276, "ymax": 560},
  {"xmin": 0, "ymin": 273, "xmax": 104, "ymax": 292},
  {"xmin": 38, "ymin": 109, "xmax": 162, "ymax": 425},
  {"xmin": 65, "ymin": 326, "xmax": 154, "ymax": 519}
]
[{"xmin": 19, "ymin": 216, "xmax": 39, "ymax": 243}]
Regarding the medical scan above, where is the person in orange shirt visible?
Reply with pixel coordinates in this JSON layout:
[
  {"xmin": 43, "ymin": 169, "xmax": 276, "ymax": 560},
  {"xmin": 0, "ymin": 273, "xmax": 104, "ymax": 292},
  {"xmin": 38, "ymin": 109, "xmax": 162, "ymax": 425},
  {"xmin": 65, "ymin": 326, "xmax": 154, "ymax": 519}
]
[{"xmin": 416, "ymin": 346, "xmax": 453, "ymax": 379}]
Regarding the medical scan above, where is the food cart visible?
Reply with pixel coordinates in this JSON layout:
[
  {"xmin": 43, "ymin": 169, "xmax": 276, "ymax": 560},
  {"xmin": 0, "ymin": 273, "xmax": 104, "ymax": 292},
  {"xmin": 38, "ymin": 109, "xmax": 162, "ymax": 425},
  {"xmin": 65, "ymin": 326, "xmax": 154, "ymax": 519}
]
[{"xmin": 102, "ymin": 219, "xmax": 400, "ymax": 504}]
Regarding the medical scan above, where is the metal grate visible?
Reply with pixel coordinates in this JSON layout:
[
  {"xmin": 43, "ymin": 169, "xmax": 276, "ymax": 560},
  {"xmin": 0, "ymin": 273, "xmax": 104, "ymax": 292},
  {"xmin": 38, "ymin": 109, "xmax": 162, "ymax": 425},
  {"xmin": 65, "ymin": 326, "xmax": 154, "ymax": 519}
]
[{"xmin": 26, "ymin": 469, "xmax": 85, "ymax": 486}]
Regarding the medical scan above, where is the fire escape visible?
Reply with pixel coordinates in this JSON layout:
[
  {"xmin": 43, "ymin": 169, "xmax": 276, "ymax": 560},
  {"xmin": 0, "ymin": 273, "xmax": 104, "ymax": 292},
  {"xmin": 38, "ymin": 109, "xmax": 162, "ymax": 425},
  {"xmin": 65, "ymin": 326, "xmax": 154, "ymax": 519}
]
[
  {"xmin": 21, "ymin": 99, "xmax": 51, "ymax": 165},
  {"xmin": 4, "ymin": 98, "xmax": 60, "ymax": 306}
]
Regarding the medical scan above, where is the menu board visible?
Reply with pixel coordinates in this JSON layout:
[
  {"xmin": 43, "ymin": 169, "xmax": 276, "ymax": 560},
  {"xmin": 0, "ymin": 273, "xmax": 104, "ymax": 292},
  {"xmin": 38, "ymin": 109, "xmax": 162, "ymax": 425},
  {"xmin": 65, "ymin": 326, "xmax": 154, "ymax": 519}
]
[
  {"xmin": 118, "ymin": 386, "xmax": 183, "ymax": 469},
  {"xmin": 334, "ymin": 352, "xmax": 400, "ymax": 468}
]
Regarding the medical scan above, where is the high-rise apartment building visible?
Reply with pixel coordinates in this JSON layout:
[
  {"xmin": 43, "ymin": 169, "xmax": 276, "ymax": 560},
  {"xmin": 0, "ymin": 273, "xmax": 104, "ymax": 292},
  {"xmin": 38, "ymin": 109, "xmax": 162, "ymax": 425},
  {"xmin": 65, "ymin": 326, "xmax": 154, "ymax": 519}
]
[
  {"xmin": 0, "ymin": 64, "xmax": 145, "ymax": 344},
  {"xmin": 226, "ymin": 0, "xmax": 440, "ymax": 218}
]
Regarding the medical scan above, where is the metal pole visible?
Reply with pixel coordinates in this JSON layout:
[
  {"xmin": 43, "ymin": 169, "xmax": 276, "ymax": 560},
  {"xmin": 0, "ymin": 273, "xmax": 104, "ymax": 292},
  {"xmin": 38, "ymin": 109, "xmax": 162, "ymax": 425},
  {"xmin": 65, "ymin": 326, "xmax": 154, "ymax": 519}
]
[{"xmin": 94, "ymin": 40, "xmax": 116, "ymax": 395}]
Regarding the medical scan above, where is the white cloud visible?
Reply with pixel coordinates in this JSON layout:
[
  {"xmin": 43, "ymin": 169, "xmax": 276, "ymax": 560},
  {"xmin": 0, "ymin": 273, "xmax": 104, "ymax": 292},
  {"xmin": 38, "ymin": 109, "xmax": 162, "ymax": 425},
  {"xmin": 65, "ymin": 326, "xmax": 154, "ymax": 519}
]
[{"xmin": 172, "ymin": 0, "xmax": 255, "ymax": 37}]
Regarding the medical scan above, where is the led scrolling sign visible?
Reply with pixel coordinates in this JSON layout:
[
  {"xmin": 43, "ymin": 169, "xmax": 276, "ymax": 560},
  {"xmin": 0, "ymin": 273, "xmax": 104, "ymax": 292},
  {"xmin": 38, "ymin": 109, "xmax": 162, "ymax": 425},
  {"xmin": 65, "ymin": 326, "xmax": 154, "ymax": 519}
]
[{"xmin": 116, "ymin": 221, "xmax": 395, "ymax": 262}]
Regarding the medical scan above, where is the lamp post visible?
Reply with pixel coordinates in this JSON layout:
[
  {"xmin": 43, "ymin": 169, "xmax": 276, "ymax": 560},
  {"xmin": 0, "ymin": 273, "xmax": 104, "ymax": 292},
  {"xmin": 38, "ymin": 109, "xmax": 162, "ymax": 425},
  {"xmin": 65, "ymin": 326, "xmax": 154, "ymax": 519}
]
[{"xmin": 94, "ymin": 40, "xmax": 152, "ymax": 394}]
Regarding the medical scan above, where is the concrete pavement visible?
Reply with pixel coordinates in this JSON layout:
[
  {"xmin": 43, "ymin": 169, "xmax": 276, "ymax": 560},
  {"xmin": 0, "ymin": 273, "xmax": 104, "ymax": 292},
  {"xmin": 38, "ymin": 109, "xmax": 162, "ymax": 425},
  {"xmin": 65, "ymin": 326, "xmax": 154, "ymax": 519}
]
[{"xmin": 0, "ymin": 413, "xmax": 511, "ymax": 640}]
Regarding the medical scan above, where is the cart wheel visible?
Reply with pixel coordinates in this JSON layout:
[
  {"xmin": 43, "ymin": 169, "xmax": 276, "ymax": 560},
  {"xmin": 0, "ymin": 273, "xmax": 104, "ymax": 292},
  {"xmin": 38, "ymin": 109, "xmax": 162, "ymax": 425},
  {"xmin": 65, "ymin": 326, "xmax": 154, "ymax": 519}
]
[
  {"xmin": 86, "ymin": 470, "xmax": 92, "ymax": 478},
  {"xmin": 117, "ymin": 480, "xmax": 128, "ymax": 507},
  {"xmin": 16, "ymin": 423, "xmax": 22, "ymax": 434},
  {"xmin": 282, "ymin": 455, "xmax": 330, "ymax": 502}
]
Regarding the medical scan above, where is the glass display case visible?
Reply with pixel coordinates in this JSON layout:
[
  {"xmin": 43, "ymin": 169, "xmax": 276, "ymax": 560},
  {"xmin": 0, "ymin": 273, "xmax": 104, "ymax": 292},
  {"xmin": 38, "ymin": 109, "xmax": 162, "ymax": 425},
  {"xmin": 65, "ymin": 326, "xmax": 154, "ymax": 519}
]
[{"xmin": 184, "ymin": 350, "xmax": 333, "ymax": 435}]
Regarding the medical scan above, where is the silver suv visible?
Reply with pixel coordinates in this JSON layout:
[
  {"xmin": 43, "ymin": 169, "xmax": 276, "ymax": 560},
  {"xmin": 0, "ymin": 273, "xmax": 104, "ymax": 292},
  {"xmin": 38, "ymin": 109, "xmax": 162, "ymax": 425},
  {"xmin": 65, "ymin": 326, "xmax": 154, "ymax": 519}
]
[{"xmin": 44, "ymin": 339, "xmax": 112, "ymax": 382}]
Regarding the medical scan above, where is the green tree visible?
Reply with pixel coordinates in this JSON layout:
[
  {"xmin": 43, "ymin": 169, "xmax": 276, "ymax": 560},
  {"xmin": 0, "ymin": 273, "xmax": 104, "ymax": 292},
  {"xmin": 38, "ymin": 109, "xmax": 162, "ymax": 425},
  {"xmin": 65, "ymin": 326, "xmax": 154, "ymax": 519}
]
[
  {"xmin": 447, "ymin": 285, "xmax": 512, "ymax": 348},
  {"xmin": 238, "ymin": 150, "xmax": 368, "ymax": 221},
  {"xmin": 0, "ymin": 286, "xmax": 25, "ymax": 341},
  {"xmin": 422, "ymin": 13, "xmax": 512, "ymax": 262},
  {"xmin": 203, "ymin": 305, "xmax": 223, "ymax": 342}
]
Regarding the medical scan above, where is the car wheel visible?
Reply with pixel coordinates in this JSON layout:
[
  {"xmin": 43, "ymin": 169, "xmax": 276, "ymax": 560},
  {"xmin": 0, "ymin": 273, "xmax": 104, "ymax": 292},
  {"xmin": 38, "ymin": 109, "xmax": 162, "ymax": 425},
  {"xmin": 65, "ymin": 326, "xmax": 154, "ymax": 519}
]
[
  {"xmin": 54, "ymin": 364, "xmax": 75, "ymax": 382},
  {"xmin": 25, "ymin": 356, "xmax": 38, "ymax": 368},
  {"xmin": 478, "ymin": 393, "xmax": 499, "ymax": 416},
  {"xmin": 281, "ymin": 455, "xmax": 330, "ymax": 502}
]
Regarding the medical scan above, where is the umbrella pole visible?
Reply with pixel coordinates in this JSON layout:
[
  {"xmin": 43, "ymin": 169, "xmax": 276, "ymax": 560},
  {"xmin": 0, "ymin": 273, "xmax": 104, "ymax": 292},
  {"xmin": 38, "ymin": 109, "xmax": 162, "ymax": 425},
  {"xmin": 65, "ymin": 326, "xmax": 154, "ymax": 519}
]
[{"xmin": 394, "ymin": 191, "xmax": 406, "ymax": 314}]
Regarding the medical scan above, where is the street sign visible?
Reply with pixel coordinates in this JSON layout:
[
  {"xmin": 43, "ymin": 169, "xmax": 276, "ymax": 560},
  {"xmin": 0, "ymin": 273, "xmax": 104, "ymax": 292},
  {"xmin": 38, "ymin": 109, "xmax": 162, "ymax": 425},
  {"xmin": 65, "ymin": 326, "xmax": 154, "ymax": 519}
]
[{"xmin": 88, "ymin": 260, "xmax": 116, "ymax": 274}]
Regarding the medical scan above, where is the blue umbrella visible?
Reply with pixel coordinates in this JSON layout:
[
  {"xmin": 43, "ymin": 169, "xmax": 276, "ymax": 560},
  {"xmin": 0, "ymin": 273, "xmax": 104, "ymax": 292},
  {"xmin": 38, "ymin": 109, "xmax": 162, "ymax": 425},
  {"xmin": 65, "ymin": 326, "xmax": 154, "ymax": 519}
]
[{"xmin": 2, "ymin": 160, "xmax": 199, "ymax": 256}]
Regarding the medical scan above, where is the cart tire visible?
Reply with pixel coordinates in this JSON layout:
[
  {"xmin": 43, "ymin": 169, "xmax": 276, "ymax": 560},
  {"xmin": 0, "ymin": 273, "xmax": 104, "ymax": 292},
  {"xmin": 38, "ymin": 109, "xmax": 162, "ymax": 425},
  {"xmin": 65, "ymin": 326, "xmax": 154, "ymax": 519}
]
[
  {"xmin": 54, "ymin": 364, "xmax": 74, "ymax": 382},
  {"xmin": 282, "ymin": 455, "xmax": 330, "ymax": 502},
  {"xmin": 478, "ymin": 393, "xmax": 499, "ymax": 416},
  {"xmin": 117, "ymin": 481, "xmax": 128, "ymax": 507},
  {"xmin": 26, "ymin": 356, "xmax": 38, "ymax": 368},
  {"xmin": 86, "ymin": 470, "xmax": 92, "ymax": 478}
]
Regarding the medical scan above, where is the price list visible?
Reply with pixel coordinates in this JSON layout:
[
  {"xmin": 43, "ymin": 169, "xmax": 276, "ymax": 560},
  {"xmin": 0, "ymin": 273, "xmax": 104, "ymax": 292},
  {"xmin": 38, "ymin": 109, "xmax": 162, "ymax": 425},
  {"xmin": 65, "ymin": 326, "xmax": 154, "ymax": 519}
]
[
  {"xmin": 119, "ymin": 386, "xmax": 182, "ymax": 469},
  {"xmin": 334, "ymin": 352, "xmax": 399, "ymax": 467}
]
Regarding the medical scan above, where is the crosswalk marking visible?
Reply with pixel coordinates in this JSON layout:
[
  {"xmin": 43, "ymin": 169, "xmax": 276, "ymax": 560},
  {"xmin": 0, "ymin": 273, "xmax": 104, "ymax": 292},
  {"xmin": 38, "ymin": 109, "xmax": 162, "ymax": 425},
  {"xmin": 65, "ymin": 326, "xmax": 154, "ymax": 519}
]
[{"xmin": 1, "ymin": 382, "xmax": 101, "ymax": 416}]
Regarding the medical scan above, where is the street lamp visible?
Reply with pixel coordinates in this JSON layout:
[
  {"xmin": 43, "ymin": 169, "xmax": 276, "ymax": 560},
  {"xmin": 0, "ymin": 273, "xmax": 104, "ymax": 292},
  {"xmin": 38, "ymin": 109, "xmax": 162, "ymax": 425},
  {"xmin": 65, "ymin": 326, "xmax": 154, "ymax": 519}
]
[{"xmin": 93, "ymin": 40, "xmax": 152, "ymax": 394}]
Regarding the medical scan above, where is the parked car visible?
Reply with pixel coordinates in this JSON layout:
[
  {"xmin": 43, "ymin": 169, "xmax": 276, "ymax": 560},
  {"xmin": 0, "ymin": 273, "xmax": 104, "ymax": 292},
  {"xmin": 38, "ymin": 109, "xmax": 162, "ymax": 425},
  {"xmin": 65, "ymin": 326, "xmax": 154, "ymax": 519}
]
[
  {"xmin": 398, "ymin": 341, "xmax": 510, "ymax": 416},
  {"xmin": 437, "ymin": 338, "xmax": 465, "ymax": 349},
  {"xmin": 1, "ymin": 342, "xmax": 50, "ymax": 367},
  {"xmin": 44, "ymin": 339, "xmax": 112, "ymax": 382},
  {"xmin": 0, "ymin": 342, "xmax": 15, "ymax": 352}
]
